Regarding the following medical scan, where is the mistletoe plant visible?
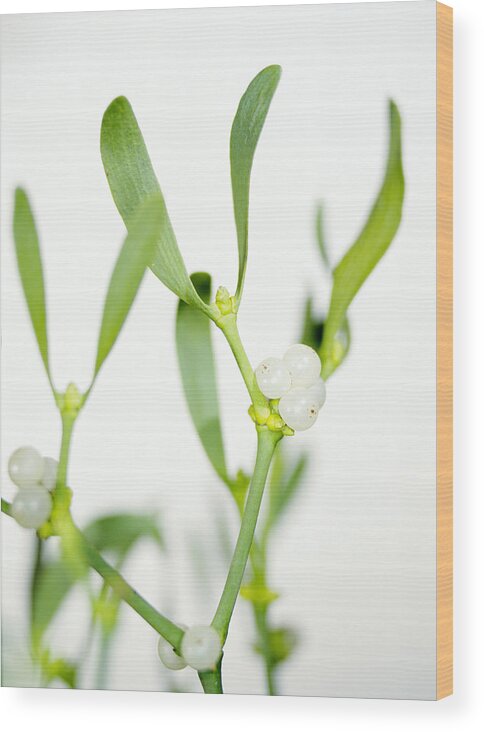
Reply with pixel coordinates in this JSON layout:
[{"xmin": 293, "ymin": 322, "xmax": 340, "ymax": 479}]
[{"xmin": 2, "ymin": 65, "xmax": 404, "ymax": 694}]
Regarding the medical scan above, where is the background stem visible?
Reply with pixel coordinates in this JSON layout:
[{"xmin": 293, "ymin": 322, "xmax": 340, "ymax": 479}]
[
  {"xmin": 253, "ymin": 605, "xmax": 277, "ymax": 695},
  {"xmin": 218, "ymin": 314, "xmax": 268, "ymax": 413}
]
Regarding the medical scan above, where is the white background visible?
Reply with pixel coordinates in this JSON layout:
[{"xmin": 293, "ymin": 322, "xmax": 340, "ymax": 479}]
[{"xmin": 0, "ymin": 0, "xmax": 482, "ymax": 729}]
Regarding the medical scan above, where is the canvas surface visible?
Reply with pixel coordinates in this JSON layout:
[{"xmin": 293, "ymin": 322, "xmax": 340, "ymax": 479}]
[{"xmin": 1, "ymin": 1, "xmax": 440, "ymax": 698}]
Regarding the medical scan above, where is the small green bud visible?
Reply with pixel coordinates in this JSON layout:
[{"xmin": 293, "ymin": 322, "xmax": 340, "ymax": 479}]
[
  {"xmin": 215, "ymin": 286, "xmax": 233, "ymax": 315},
  {"xmin": 253, "ymin": 405, "xmax": 270, "ymax": 425},
  {"xmin": 240, "ymin": 582, "xmax": 279, "ymax": 608},
  {"xmin": 37, "ymin": 521, "xmax": 55, "ymax": 540},
  {"xmin": 282, "ymin": 424, "xmax": 295, "ymax": 436},
  {"xmin": 248, "ymin": 405, "xmax": 257, "ymax": 423},
  {"xmin": 266, "ymin": 413, "xmax": 284, "ymax": 432},
  {"xmin": 64, "ymin": 383, "xmax": 82, "ymax": 412},
  {"xmin": 93, "ymin": 597, "xmax": 118, "ymax": 631}
]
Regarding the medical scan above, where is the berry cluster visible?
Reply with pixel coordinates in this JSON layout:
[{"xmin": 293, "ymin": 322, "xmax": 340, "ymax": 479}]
[
  {"xmin": 255, "ymin": 344, "xmax": 326, "ymax": 431},
  {"xmin": 157, "ymin": 624, "xmax": 222, "ymax": 672},
  {"xmin": 8, "ymin": 446, "xmax": 57, "ymax": 529}
]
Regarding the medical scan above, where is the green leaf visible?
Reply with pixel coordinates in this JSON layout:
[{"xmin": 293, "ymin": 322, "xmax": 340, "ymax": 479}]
[
  {"xmin": 100, "ymin": 96, "xmax": 208, "ymax": 313},
  {"xmin": 31, "ymin": 560, "xmax": 75, "ymax": 648},
  {"xmin": 265, "ymin": 450, "xmax": 308, "ymax": 534},
  {"xmin": 254, "ymin": 627, "xmax": 298, "ymax": 666},
  {"xmin": 37, "ymin": 648, "xmax": 78, "ymax": 689},
  {"xmin": 83, "ymin": 512, "xmax": 163, "ymax": 560},
  {"xmin": 230, "ymin": 65, "xmax": 282, "ymax": 305},
  {"xmin": 12, "ymin": 188, "xmax": 53, "ymax": 388},
  {"xmin": 93, "ymin": 195, "xmax": 163, "ymax": 380},
  {"xmin": 321, "ymin": 100, "xmax": 404, "ymax": 378},
  {"xmin": 176, "ymin": 273, "xmax": 228, "ymax": 483}
]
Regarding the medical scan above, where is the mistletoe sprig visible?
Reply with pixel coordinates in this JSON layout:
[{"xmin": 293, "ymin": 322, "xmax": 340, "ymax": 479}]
[{"xmin": 3, "ymin": 65, "xmax": 404, "ymax": 694}]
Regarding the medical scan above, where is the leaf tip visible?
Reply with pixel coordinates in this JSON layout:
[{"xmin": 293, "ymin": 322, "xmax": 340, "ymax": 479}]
[
  {"xmin": 101, "ymin": 96, "xmax": 135, "ymax": 143},
  {"xmin": 387, "ymin": 99, "xmax": 402, "ymax": 133},
  {"xmin": 264, "ymin": 64, "xmax": 282, "ymax": 78},
  {"xmin": 104, "ymin": 95, "xmax": 131, "ymax": 116},
  {"xmin": 14, "ymin": 186, "xmax": 28, "ymax": 208}
]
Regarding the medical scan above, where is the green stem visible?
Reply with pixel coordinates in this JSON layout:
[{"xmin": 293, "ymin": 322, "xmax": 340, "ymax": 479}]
[
  {"xmin": 2, "ymin": 498, "xmax": 13, "ymax": 517},
  {"xmin": 212, "ymin": 428, "xmax": 281, "ymax": 642},
  {"xmin": 96, "ymin": 628, "xmax": 114, "ymax": 690},
  {"xmin": 218, "ymin": 314, "xmax": 268, "ymax": 415},
  {"xmin": 76, "ymin": 527, "xmax": 184, "ymax": 652},
  {"xmin": 56, "ymin": 412, "xmax": 76, "ymax": 489},
  {"xmin": 198, "ymin": 660, "xmax": 224, "ymax": 694}
]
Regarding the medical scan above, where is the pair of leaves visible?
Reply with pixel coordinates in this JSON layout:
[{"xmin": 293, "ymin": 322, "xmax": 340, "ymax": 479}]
[
  {"xmin": 12, "ymin": 190, "xmax": 163, "ymax": 393},
  {"xmin": 100, "ymin": 66, "xmax": 281, "ymax": 313},
  {"xmin": 320, "ymin": 100, "xmax": 404, "ymax": 378}
]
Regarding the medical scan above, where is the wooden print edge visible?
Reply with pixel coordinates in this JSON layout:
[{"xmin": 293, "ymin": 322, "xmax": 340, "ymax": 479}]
[{"xmin": 436, "ymin": 0, "xmax": 453, "ymax": 701}]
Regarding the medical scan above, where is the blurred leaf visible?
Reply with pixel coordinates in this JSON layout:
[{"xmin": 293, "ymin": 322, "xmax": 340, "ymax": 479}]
[
  {"xmin": 93, "ymin": 195, "xmax": 163, "ymax": 380},
  {"xmin": 321, "ymin": 100, "xmax": 404, "ymax": 378},
  {"xmin": 31, "ymin": 559, "xmax": 75, "ymax": 648},
  {"xmin": 92, "ymin": 592, "xmax": 120, "ymax": 633},
  {"xmin": 83, "ymin": 512, "xmax": 163, "ymax": 560},
  {"xmin": 301, "ymin": 297, "xmax": 351, "ymax": 374},
  {"xmin": 100, "ymin": 96, "xmax": 209, "ymax": 313},
  {"xmin": 38, "ymin": 648, "xmax": 78, "ymax": 689},
  {"xmin": 255, "ymin": 627, "xmax": 298, "ymax": 666},
  {"xmin": 229, "ymin": 469, "xmax": 251, "ymax": 513},
  {"xmin": 300, "ymin": 297, "xmax": 325, "ymax": 352},
  {"xmin": 231, "ymin": 65, "xmax": 282, "ymax": 304},
  {"xmin": 12, "ymin": 189, "xmax": 52, "ymax": 387},
  {"xmin": 303, "ymin": 205, "xmax": 352, "ymax": 374},
  {"xmin": 265, "ymin": 450, "xmax": 308, "ymax": 534},
  {"xmin": 315, "ymin": 201, "xmax": 331, "ymax": 270},
  {"xmin": 176, "ymin": 272, "xmax": 229, "ymax": 483}
]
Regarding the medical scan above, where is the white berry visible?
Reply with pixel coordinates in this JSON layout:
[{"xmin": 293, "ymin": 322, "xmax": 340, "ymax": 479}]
[
  {"xmin": 279, "ymin": 387, "xmax": 320, "ymax": 431},
  {"xmin": 307, "ymin": 378, "xmax": 326, "ymax": 409},
  {"xmin": 11, "ymin": 488, "xmax": 52, "ymax": 529},
  {"xmin": 158, "ymin": 625, "xmax": 187, "ymax": 671},
  {"xmin": 181, "ymin": 625, "xmax": 222, "ymax": 671},
  {"xmin": 255, "ymin": 357, "xmax": 292, "ymax": 399},
  {"xmin": 283, "ymin": 344, "xmax": 321, "ymax": 388},
  {"xmin": 8, "ymin": 446, "xmax": 44, "ymax": 489},
  {"xmin": 40, "ymin": 457, "xmax": 58, "ymax": 492}
]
